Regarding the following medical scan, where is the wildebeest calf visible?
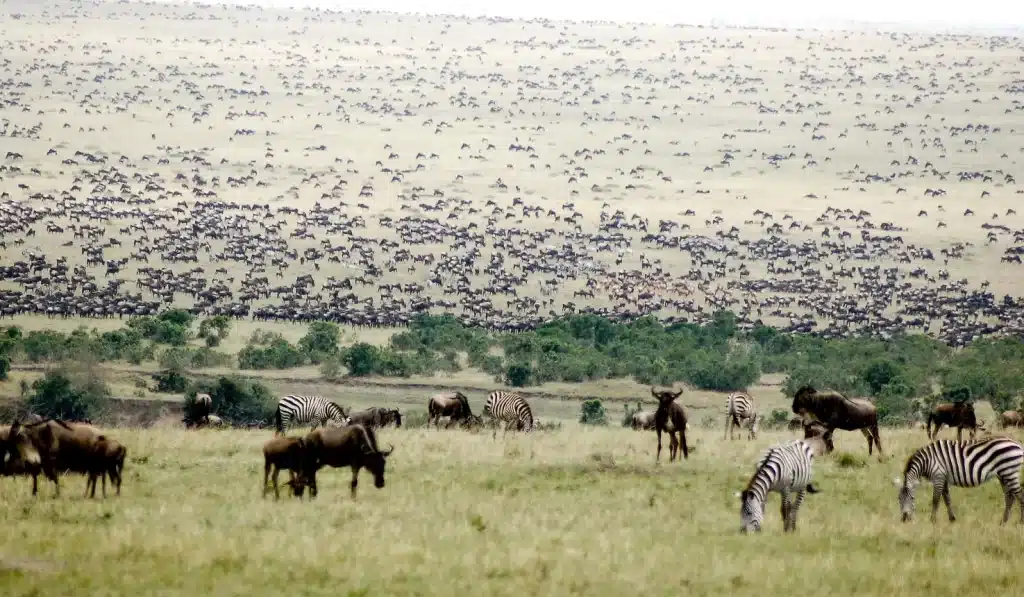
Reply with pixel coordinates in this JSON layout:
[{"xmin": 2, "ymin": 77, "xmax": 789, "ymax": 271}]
[{"xmin": 262, "ymin": 435, "xmax": 307, "ymax": 499}]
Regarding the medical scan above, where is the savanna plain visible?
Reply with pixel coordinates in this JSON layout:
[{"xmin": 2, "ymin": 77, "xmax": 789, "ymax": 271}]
[{"xmin": 3, "ymin": 0, "xmax": 1024, "ymax": 595}]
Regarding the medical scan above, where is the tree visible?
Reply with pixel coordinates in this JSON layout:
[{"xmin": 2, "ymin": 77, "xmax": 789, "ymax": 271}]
[
  {"xmin": 579, "ymin": 399, "xmax": 608, "ymax": 425},
  {"xmin": 26, "ymin": 370, "xmax": 109, "ymax": 421},
  {"xmin": 198, "ymin": 315, "xmax": 232, "ymax": 348},
  {"xmin": 299, "ymin": 322, "xmax": 341, "ymax": 363},
  {"xmin": 343, "ymin": 343, "xmax": 379, "ymax": 377}
]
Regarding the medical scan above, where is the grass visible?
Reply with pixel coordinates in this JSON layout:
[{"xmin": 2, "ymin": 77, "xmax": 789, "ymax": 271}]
[{"xmin": 1, "ymin": 426, "xmax": 1022, "ymax": 596}]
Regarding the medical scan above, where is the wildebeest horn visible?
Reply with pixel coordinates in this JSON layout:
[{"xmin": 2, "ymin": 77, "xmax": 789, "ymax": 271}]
[
  {"xmin": 650, "ymin": 386, "xmax": 658, "ymax": 398},
  {"xmin": 382, "ymin": 444, "xmax": 394, "ymax": 457}
]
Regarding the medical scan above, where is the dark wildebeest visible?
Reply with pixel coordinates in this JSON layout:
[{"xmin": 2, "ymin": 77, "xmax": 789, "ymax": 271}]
[
  {"xmin": 262, "ymin": 435, "xmax": 307, "ymax": 499},
  {"xmin": 927, "ymin": 402, "xmax": 984, "ymax": 441},
  {"xmin": 346, "ymin": 407, "xmax": 402, "ymax": 430},
  {"xmin": 427, "ymin": 391, "xmax": 480, "ymax": 428},
  {"xmin": 791, "ymin": 386, "xmax": 883, "ymax": 457},
  {"xmin": 651, "ymin": 387, "xmax": 689, "ymax": 462},
  {"xmin": 0, "ymin": 419, "xmax": 124, "ymax": 497},
  {"xmin": 298, "ymin": 424, "xmax": 393, "ymax": 499},
  {"xmin": 1000, "ymin": 411, "xmax": 1024, "ymax": 428}
]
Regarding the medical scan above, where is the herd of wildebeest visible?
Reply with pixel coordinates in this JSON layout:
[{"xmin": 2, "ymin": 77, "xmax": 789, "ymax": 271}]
[
  {"xmin": 5, "ymin": 384, "xmax": 1024, "ymax": 532},
  {"xmin": 2, "ymin": 3, "xmax": 1024, "ymax": 351}
]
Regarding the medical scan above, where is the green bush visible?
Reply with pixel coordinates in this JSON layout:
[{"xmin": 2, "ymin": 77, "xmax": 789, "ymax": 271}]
[
  {"xmin": 238, "ymin": 336, "xmax": 306, "ymax": 369},
  {"xmin": 152, "ymin": 369, "xmax": 189, "ymax": 393},
  {"xmin": 187, "ymin": 377, "xmax": 275, "ymax": 425},
  {"xmin": 579, "ymin": 399, "xmax": 608, "ymax": 426},
  {"xmin": 26, "ymin": 370, "xmax": 109, "ymax": 421}
]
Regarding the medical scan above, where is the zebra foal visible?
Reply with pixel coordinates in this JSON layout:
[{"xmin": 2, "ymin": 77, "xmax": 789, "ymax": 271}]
[
  {"xmin": 725, "ymin": 391, "xmax": 756, "ymax": 440},
  {"xmin": 895, "ymin": 437, "xmax": 1024, "ymax": 524},
  {"xmin": 484, "ymin": 391, "xmax": 534, "ymax": 438},
  {"xmin": 737, "ymin": 437, "xmax": 826, "ymax": 533},
  {"xmin": 274, "ymin": 395, "xmax": 348, "ymax": 435}
]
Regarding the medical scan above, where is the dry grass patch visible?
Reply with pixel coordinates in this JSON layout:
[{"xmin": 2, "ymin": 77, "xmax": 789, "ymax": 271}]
[{"xmin": 0, "ymin": 427, "xmax": 1022, "ymax": 595}]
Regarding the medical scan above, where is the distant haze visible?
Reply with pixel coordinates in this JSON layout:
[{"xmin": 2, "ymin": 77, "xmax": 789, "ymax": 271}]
[{"xmin": 184, "ymin": 0, "xmax": 1024, "ymax": 33}]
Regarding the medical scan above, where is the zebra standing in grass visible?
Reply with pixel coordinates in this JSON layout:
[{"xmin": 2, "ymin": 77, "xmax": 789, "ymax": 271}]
[
  {"xmin": 895, "ymin": 437, "xmax": 1024, "ymax": 524},
  {"xmin": 725, "ymin": 391, "xmax": 756, "ymax": 440},
  {"xmin": 274, "ymin": 395, "xmax": 348, "ymax": 435},
  {"xmin": 738, "ymin": 437, "xmax": 826, "ymax": 533},
  {"xmin": 484, "ymin": 391, "xmax": 534, "ymax": 438}
]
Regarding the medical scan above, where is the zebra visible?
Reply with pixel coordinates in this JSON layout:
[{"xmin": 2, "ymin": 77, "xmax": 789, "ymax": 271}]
[
  {"xmin": 484, "ymin": 391, "xmax": 534, "ymax": 438},
  {"xmin": 725, "ymin": 391, "xmax": 756, "ymax": 440},
  {"xmin": 737, "ymin": 437, "xmax": 826, "ymax": 533},
  {"xmin": 894, "ymin": 437, "xmax": 1024, "ymax": 524},
  {"xmin": 274, "ymin": 395, "xmax": 348, "ymax": 435}
]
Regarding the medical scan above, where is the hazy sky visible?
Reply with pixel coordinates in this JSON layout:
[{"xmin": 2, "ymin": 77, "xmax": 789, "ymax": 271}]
[{"xmin": 229, "ymin": 0, "xmax": 1024, "ymax": 31}]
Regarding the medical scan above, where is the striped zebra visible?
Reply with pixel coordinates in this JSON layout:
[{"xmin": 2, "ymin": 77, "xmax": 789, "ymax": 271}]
[
  {"xmin": 484, "ymin": 391, "xmax": 534, "ymax": 438},
  {"xmin": 895, "ymin": 437, "xmax": 1024, "ymax": 524},
  {"xmin": 737, "ymin": 438, "xmax": 825, "ymax": 533},
  {"xmin": 725, "ymin": 391, "xmax": 756, "ymax": 440},
  {"xmin": 274, "ymin": 395, "xmax": 348, "ymax": 435}
]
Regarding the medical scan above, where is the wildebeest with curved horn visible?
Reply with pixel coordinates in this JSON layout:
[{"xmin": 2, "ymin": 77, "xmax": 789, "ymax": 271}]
[
  {"xmin": 427, "ymin": 391, "xmax": 480, "ymax": 428},
  {"xmin": 791, "ymin": 386, "xmax": 883, "ymax": 457},
  {"xmin": 297, "ymin": 424, "xmax": 394, "ymax": 499},
  {"xmin": 926, "ymin": 401, "xmax": 983, "ymax": 441},
  {"xmin": 651, "ymin": 387, "xmax": 689, "ymax": 462}
]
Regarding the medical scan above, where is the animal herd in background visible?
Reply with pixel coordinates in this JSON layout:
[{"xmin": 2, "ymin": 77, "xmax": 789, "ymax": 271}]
[{"xmin": 3, "ymin": 385, "xmax": 1024, "ymax": 533}]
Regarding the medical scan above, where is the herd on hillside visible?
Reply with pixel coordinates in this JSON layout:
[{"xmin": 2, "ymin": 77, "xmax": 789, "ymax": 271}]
[{"xmin": 3, "ymin": 386, "xmax": 1024, "ymax": 533}]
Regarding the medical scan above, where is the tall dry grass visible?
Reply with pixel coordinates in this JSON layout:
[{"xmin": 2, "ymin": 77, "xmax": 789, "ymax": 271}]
[{"xmin": 1, "ymin": 426, "xmax": 1021, "ymax": 595}]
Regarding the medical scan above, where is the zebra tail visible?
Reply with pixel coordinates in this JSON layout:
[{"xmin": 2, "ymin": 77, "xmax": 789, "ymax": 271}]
[{"xmin": 274, "ymin": 406, "xmax": 284, "ymax": 436}]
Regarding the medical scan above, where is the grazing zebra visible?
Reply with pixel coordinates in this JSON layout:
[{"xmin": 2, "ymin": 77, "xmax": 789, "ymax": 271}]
[
  {"xmin": 895, "ymin": 437, "xmax": 1024, "ymax": 524},
  {"xmin": 738, "ymin": 438, "xmax": 826, "ymax": 533},
  {"xmin": 725, "ymin": 392, "xmax": 756, "ymax": 440},
  {"xmin": 484, "ymin": 391, "xmax": 534, "ymax": 438},
  {"xmin": 274, "ymin": 395, "xmax": 348, "ymax": 435}
]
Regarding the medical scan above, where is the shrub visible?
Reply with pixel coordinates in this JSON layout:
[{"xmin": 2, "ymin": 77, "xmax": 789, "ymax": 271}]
[
  {"xmin": 152, "ymin": 369, "xmax": 189, "ymax": 393},
  {"xmin": 26, "ymin": 370, "xmax": 109, "ymax": 421},
  {"xmin": 187, "ymin": 376, "xmax": 275, "ymax": 425},
  {"xmin": 579, "ymin": 399, "xmax": 608, "ymax": 425}
]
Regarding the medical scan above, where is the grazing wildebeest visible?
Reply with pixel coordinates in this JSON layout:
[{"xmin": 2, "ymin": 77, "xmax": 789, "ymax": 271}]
[
  {"xmin": 298, "ymin": 424, "xmax": 393, "ymax": 499},
  {"xmin": 346, "ymin": 407, "xmax": 402, "ymax": 430},
  {"xmin": 926, "ymin": 401, "xmax": 983, "ymax": 441},
  {"xmin": 738, "ymin": 436, "xmax": 826, "ymax": 533},
  {"xmin": 427, "ymin": 391, "xmax": 479, "ymax": 428},
  {"xmin": 1000, "ymin": 411, "xmax": 1024, "ymax": 428},
  {"xmin": 791, "ymin": 386, "xmax": 882, "ymax": 457},
  {"xmin": 895, "ymin": 437, "xmax": 1024, "ymax": 524},
  {"xmin": 262, "ymin": 435, "xmax": 307, "ymax": 499},
  {"xmin": 651, "ymin": 387, "xmax": 689, "ymax": 462},
  {"xmin": 0, "ymin": 419, "xmax": 122, "ymax": 497}
]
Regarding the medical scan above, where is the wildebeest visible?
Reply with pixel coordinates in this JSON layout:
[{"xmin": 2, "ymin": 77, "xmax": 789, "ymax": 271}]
[
  {"xmin": 630, "ymin": 402, "xmax": 656, "ymax": 430},
  {"xmin": 193, "ymin": 393, "xmax": 212, "ymax": 425},
  {"xmin": 1000, "ymin": 411, "xmax": 1024, "ymax": 428},
  {"xmin": 87, "ymin": 435, "xmax": 127, "ymax": 498},
  {"xmin": 262, "ymin": 435, "xmax": 307, "ymax": 499},
  {"xmin": 0, "ymin": 419, "xmax": 123, "ymax": 497},
  {"xmin": 346, "ymin": 407, "xmax": 402, "ymax": 430},
  {"xmin": 427, "ymin": 391, "xmax": 479, "ymax": 428},
  {"xmin": 791, "ymin": 386, "xmax": 883, "ymax": 457},
  {"xmin": 298, "ymin": 424, "xmax": 394, "ymax": 499},
  {"xmin": 651, "ymin": 387, "xmax": 689, "ymax": 462},
  {"xmin": 926, "ymin": 401, "xmax": 983, "ymax": 441}
]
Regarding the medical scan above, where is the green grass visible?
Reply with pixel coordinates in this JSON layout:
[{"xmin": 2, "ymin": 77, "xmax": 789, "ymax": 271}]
[{"xmin": 1, "ymin": 427, "xmax": 1022, "ymax": 596}]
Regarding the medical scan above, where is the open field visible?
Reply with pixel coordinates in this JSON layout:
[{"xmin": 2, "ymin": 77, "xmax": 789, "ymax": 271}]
[
  {"xmin": 2, "ymin": 426, "xmax": 1024, "ymax": 596},
  {"xmin": 0, "ymin": 1, "xmax": 1023, "ymax": 345}
]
